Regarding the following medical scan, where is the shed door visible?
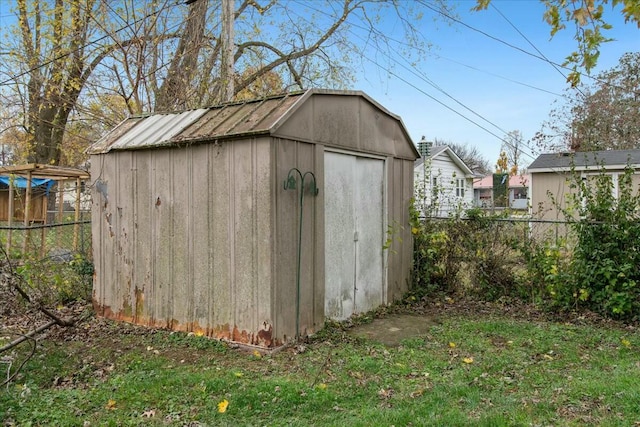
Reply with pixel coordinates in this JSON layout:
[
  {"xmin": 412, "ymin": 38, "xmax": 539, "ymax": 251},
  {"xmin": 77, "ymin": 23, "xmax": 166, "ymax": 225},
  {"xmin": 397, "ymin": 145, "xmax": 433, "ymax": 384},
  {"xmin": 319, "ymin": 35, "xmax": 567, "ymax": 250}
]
[{"xmin": 324, "ymin": 151, "xmax": 384, "ymax": 320}]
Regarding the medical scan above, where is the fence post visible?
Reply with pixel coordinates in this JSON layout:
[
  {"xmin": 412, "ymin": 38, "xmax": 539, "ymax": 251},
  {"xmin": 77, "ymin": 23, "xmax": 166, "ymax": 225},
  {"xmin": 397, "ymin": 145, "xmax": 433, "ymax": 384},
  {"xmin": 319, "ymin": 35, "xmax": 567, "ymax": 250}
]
[
  {"xmin": 73, "ymin": 178, "xmax": 81, "ymax": 251},
  {"xmin": 6, "ymin": 178, "xmax": 13, "ymax": 254},
  {"xmin": 23, "ymin": 171, "xmax": 32, "ymax": 255},
  {"xmin": 57, "ymin": 182, "xmax": 64, "ymax": 247}
]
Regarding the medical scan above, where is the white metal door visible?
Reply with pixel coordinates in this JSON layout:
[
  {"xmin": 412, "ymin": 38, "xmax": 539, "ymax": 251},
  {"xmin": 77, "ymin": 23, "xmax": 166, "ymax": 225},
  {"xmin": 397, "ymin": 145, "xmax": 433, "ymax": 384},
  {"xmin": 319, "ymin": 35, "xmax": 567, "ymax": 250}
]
[{"xmin": 324, "ymin": 151, "xmax": 384, "ymax": 320}]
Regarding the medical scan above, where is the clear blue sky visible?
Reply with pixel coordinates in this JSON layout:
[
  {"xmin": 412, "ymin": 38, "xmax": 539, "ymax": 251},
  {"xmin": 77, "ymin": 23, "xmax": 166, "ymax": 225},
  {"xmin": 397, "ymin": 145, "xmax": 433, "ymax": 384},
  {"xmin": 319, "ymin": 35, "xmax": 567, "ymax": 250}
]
[{"xmin": 353, "ymin": 1, "xmax": 639, "ymax": 168}]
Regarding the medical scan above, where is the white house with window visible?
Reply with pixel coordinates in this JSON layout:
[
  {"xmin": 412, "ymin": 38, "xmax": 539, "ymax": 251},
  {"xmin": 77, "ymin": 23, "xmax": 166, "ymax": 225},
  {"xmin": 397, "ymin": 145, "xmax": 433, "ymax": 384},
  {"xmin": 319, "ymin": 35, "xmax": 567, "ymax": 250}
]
[{"xmin": 414, "ymin": 145, "xmax": 475, "ymax": 217}]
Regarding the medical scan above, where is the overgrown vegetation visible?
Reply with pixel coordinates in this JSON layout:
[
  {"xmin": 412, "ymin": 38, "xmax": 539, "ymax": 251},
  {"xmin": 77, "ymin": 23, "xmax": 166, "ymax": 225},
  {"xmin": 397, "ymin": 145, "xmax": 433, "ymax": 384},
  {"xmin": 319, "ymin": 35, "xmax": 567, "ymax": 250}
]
[{"xmin": 411, "ymin": 165, "xmax": 640, "ymax": 320}]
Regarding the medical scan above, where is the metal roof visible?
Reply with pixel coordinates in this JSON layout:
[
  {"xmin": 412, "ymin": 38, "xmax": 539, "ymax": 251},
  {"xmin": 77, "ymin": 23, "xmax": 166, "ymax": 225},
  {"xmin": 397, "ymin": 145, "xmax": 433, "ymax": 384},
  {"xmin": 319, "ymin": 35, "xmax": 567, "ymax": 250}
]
[
  {"xmin": 528, "ymin": 150, "xmax": 640, "ymax": 171},
  {"xmin": 87, "ymin": 91, "xmax": 309, "ymax": 154},
  {"xmin": 87, "ymin": 89, "xmax": 417, "ymax": 156}
]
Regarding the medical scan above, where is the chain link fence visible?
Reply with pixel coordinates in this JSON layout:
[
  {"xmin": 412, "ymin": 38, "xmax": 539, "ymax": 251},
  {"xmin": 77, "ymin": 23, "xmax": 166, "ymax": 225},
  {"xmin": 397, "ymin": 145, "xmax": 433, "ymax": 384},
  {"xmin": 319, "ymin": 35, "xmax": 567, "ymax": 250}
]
[{"xmin": 0, "ymin": 216, "xmax": 92, "ymax": 261}]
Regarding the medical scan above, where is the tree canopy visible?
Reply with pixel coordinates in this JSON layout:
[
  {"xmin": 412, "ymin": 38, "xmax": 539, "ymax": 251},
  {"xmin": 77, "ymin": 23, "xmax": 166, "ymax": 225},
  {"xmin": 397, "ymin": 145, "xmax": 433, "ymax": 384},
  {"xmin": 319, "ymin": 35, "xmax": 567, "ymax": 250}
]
[
  {"xmin": 0, "ymin": 0, "xmax": 447, "ymax": 166},
  {"xmin": 534, "ymin": 52, "xmax": 640, "ymax": 152}
]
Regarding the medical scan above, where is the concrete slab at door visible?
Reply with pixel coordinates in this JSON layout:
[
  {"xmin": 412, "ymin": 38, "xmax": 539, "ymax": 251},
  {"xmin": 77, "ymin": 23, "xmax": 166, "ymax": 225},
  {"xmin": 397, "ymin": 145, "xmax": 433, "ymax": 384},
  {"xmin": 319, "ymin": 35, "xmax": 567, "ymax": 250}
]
[{"xmin": 324, "ymin": 151, "xmax": 384, "ymax": 320}]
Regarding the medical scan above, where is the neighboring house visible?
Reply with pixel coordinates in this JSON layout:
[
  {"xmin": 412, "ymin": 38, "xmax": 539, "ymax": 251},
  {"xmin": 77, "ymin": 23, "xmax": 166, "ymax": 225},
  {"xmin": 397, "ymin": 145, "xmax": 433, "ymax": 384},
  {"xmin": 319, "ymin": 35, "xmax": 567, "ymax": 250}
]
[
  {"xmin": 414, "ymin": 144, "xmax": 475, "ymax": 217},
  {"xmin": 527, "ymin": 149, "xmax": 640, "ymax": 221},
  {"xmin": 473, "ymin": 174, "xmax": 529, "ymax": 210}
]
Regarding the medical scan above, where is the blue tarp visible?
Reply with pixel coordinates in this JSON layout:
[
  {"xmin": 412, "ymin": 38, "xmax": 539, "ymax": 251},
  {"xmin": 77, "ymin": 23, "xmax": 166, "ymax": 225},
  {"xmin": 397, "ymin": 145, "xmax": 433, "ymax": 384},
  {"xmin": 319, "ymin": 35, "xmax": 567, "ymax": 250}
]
[{"xmin": 0, "ymin": 176, "xmax": 55, "ymax": 193}]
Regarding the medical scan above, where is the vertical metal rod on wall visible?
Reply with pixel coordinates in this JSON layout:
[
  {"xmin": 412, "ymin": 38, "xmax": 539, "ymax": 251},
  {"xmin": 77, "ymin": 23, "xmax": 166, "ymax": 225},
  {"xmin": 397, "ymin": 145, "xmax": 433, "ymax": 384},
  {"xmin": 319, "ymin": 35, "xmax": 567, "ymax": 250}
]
[{"xmin": 283, "ymin": 168, "xmax": 319, "ymax": 340}]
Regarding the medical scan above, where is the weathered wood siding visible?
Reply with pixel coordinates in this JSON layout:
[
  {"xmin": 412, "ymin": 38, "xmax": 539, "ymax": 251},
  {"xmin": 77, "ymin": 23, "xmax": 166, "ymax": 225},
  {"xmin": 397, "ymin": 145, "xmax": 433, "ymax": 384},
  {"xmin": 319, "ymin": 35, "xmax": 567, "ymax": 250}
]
[{"xmin": 92, "ymin": 139, "xmax": 277, "ymax": 346}]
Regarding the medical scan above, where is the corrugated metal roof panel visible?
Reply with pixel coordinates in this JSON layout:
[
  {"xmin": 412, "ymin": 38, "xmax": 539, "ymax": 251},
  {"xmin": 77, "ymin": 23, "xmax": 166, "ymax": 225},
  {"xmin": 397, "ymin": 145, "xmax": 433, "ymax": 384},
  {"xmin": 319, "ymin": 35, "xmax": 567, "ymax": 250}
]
[
  {"xmin": 176, "ymin": 93, "xmax": 303, "ymax": 141},
  {"xmin": 88, "ymin": 118, "xmax": 143, "ymax": 154},
  {"xmin": 113, "ymin": 109, "xmax": 208, "ymax": 150},
  {"xmin": 88, "ymin": 109, "xmax": 208, "ymax": 154}
]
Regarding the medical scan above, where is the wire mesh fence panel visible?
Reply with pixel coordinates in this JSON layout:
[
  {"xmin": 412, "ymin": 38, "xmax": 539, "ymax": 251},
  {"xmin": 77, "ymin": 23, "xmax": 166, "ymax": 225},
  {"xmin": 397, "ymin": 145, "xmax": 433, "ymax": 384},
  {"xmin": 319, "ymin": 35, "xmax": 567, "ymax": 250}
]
[{"xmin": 0, "ymin": 220, "xmax": 92, "ymax": 261}]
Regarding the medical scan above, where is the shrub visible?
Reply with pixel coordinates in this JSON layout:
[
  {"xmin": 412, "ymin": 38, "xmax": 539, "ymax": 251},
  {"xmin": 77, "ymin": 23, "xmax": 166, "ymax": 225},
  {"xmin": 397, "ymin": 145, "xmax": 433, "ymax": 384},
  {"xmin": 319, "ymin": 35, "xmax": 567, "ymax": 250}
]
[{"xmin": 554, "ymin": 165, "xmax": 640, "ymax": 318}]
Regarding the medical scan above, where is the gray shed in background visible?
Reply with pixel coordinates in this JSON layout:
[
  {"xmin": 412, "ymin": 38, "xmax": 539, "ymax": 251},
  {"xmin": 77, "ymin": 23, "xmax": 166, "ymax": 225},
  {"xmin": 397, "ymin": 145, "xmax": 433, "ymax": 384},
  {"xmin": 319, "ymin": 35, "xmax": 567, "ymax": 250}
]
[{"xmin": 88, "ymin": 89, "xmax": 418, "ymax": 349}]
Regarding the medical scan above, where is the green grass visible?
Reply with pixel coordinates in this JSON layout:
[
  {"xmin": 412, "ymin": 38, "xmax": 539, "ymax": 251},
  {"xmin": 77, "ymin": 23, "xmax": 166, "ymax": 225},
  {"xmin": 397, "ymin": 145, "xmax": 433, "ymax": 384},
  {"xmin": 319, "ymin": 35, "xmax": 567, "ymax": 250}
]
[{"xmin": 2, "ymin": 313, "xmax": 640, "ymax": 426}]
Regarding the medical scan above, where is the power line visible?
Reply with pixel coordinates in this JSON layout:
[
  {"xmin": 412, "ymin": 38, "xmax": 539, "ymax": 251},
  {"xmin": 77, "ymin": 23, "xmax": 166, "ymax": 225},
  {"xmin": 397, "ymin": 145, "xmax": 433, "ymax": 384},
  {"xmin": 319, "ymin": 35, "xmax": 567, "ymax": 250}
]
[
  {"xmin": 287, "ymin": 1, "xmax": 543, "ymax": 161},
  {"xmin": 489, "ymin": 3, "xmax": 588, "ymax": 100}
]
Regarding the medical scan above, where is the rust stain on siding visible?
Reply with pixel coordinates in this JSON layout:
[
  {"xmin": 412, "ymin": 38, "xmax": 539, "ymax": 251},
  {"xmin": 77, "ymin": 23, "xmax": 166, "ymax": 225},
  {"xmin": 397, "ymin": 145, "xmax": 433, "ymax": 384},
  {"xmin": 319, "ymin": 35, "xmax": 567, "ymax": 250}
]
[
  {"xmin": 93, "ymin": 300, "xmax": 281, "ymax": 348},
  {"xmin": 134, "ymin": 288, "xmax": 144, "ymax": 320}
]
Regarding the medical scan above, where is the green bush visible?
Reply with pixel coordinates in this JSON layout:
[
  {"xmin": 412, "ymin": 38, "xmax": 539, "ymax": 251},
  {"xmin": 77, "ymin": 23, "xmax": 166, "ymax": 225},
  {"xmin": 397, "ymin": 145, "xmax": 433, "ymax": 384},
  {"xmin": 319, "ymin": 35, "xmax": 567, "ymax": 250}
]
[
  {"xmin": 16, "ymin": 254, "xmax": 94, "ymax": 305},
  {"xmin": 558, "ymin": 166, "xmax": 640, "ymax": 318},
  {"xmin": 410, "ymin": 205, "xmax": 528, "ymax": 300}
]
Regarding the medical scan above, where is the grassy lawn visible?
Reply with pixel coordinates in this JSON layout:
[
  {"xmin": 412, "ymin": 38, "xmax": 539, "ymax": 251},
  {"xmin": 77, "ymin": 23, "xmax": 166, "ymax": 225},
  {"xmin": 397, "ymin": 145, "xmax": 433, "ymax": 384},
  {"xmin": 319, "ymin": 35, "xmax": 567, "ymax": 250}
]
[{"xmin": 2, "ymin": 303, "xmax": 640, "ymax": 426}]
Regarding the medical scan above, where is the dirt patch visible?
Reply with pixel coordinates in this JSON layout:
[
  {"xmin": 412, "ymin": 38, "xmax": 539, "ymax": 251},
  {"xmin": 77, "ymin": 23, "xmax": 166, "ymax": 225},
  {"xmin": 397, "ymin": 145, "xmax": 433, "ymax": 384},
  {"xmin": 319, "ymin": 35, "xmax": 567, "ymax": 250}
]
[{"xmin": 348, "ymin": 314, "xmax": 436, "ymax": 346}]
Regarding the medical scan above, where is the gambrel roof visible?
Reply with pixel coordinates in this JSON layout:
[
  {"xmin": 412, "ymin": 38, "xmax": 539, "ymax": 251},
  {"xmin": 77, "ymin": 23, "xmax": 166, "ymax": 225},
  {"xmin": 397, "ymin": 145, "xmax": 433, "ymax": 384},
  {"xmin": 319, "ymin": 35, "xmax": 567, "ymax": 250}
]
[{"xmin": 88, "ymin": 89, "xmax": 419, "ymax": 160}]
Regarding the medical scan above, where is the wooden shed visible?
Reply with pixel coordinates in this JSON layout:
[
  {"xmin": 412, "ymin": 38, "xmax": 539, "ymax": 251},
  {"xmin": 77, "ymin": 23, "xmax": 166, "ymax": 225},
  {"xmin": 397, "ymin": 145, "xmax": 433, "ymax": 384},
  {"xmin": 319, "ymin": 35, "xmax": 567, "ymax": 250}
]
[{"xmin": 88, "ymin": 89, "xmax": 418, "ymax": 349}]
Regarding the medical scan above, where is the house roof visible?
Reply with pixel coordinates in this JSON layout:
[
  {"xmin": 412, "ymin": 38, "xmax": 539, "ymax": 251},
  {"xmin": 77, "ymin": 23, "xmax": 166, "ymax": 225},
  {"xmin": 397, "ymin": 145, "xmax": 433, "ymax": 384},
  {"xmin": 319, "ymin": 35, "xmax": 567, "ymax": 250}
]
[
  {"xmin": 527, "ymin": 149, "xmax": 640, "ymax": 172},
  {"xmin": 414, "ymin": 145, "xmax": 474, "ymax": 177},
  {"xmin": 87, "ymin": 89, "xmax": 419, "ymax": 159},
  {"xmin": 473, "ymin": 174, "xmax": 529, "ymax": 189}
]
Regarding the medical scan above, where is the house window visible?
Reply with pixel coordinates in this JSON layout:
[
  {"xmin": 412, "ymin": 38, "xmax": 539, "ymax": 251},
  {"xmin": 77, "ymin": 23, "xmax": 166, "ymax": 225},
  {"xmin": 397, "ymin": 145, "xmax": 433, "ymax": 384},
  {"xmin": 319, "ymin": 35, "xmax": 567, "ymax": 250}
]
[
  {"xmin": 456, "ymin": 179, "xmax": 465, "ymax": 197},
  {"xmin": 513, "ymin": 188, "xmax": 527, "ymax": 200},
  {"xmin": 432, "ymin": 177, "xmax": 438, "ymax": 196}
]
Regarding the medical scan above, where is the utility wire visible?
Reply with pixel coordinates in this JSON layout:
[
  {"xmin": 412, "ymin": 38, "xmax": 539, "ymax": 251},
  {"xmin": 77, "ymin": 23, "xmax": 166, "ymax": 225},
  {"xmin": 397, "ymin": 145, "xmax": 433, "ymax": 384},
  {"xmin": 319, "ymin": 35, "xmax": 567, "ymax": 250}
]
[
  {"xmin": 490, "ymin": 3, "xmax": 587, "ymax": 99},
  {"xmin": 288, "ymin": 1, "xmax": 541, "ymax": 161}
]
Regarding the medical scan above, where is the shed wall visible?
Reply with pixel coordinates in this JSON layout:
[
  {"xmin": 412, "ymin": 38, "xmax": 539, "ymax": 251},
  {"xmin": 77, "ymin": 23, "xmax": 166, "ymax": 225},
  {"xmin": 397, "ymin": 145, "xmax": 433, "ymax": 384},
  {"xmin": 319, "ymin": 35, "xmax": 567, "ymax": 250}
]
[
  {"xmin": 387, "ymin": 158, "xmax": 414, "ymax": 301},
  {"xmin": 91, "ymin": 138, "xmax": 277, "ymax": 346},
  {"xmin": 275, "ymin": 93, "xmax": 415, "ymax": 160},
  {"xmin": 273, "ymin": 138, "xmax": 323, "ymax": 340}
]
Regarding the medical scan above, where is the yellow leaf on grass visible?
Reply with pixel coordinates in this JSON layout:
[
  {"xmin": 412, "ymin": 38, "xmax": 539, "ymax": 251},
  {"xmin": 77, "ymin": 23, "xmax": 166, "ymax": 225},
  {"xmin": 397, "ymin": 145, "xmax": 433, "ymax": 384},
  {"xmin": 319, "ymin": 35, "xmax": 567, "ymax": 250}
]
[
  {"xmin": 448, "ymin": 342, "xmax": 456, "ymax": 348},
  {"xmin": 217, "ymin": 399, "xmax": 229, "ymax": 413},
  {"xmin": 621, "ymin": 338, "xmax": 631, "ymax": 348},
  {"xmin": 317, "ymin": 383, "xmax": 327, "ymax": 390},
  {"xmin": 253, "ymin": 350, "xmax": 262, "ymax": 358},
  {"xmin": 462, "ymin": 357, "xmax": 474, "ymax": 364},
  {"xmin": 234, "ymin": 372, "xmax": 244, "ymax": 377},
  {"xmin": 106, "ymin": 399, "xmax": 117, "ymax": 410}
]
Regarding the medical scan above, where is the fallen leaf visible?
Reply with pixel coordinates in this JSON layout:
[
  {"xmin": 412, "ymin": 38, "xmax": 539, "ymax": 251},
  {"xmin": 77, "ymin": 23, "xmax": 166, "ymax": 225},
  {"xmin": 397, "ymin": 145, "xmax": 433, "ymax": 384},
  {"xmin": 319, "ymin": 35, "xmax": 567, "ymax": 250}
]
[
  {"xmin": 621, "ymin": 338, "xmax": 631, "ymax": 348},
  {"xmin": 217, "ymin": 399, "xmax": 229, "ymax": 413},
  {"xmin": 378, "ymin": 388, "xmax": 394, "ymax": 399},
  {"xmin": 463, "ymin": 357, "xmax": 474, "ymax": 364},
  {"xmin": 410, "ymin": 388, "xmax": 424, "ymax": 398},
  {"xmin": 106, "ymin": 399, "xmax": 117, "ymax": 410},
  {"xmin": 449, "ymin": 342, "xmax": 456, "ymax": 348},
  {"xmin": 141, "ymin": 409, "xmax": 156, "ymax": 418},
  {"xmin": 234, "ymin": 372, "xmax": 244, "ymax": 377},
  {"xmin": 253, "ymin": 350, "xmax": 262, "ymax": 358},
  {"xmin": 317, "ymin": 383, "xmax": 327, "ymax": 390}
]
